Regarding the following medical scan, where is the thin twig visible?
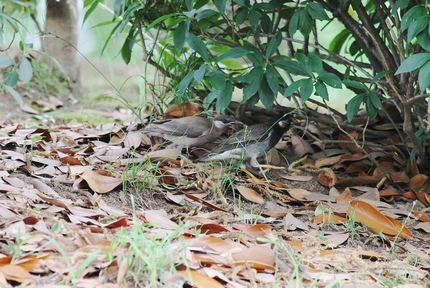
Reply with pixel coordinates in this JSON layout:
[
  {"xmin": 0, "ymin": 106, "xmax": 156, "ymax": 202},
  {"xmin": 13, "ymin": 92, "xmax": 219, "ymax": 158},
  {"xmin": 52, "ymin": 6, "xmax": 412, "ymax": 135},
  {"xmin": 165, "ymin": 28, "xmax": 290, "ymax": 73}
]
[{"xmin": 323, "ymin": 100, "xmax": 394, "ymax": 181}]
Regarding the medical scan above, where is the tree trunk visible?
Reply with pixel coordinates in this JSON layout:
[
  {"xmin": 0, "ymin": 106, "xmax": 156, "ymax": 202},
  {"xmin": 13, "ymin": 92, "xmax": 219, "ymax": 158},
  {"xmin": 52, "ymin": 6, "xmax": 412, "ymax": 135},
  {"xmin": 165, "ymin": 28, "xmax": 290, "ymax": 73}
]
[{"xmin": 44, "ymin": 0, "xmax": 81, "ymax": 102}]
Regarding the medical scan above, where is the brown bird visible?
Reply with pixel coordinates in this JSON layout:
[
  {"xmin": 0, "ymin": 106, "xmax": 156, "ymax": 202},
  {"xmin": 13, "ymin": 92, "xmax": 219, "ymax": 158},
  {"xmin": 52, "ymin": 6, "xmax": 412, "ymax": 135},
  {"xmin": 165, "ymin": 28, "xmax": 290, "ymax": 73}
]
[{"xmin": 141, "ymin": 115, "xmax": 238, "ymax": 150}]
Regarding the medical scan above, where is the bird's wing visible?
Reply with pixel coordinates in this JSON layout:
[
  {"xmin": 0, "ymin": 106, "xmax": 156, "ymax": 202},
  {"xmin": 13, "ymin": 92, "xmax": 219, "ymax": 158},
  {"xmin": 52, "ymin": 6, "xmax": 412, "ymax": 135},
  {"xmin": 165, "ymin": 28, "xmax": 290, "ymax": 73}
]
[
  {"xmin": 145, "ymin": 117, "xmax": 213, "ymax": 138},
  {"xmin": 209, "ymin": 124, "xmax": 272, "ymax": 154}
]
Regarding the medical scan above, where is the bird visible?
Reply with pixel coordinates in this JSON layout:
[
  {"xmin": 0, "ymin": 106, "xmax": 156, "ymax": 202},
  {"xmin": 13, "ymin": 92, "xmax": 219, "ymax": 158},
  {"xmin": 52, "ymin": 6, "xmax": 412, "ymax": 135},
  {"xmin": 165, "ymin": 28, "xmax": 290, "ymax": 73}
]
[
  {"xmin": 141, "ymin": 115, "xmax": 238, "ymax": 150},
  {"xmin": 196, "ymin": 113, "xmax": 299, "ymax": 168}
]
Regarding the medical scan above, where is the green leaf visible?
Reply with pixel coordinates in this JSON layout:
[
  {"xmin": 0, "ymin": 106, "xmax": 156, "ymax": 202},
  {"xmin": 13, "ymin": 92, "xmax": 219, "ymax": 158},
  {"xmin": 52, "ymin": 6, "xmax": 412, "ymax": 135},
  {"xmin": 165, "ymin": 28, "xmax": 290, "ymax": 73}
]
[
  {"xmin": 259, "ymin": 75, "xmax": 275, "ymax": 110},
  {"xmin": 178, "ymin": 71, "xmax": 194, "ymax": 94},
  {"xmin": 295, "ymin": 52, "xmax": 312, "ymax": 76},
  {"xmin": 306, "ymin": 2, "xmax": 330, "ymax": 20},
  {"xmin": 209, "ymin": 69, "xmax": 227, "ymax": 90},
  {"xmin": 174, "ymin": 21, "xmax": 189, "ymax": 51},
  {"xmin": 401, "ymin": 5, "xmax": 426, "ymax": 31},
  {"xmin": 113, "ymin": 0, "xmax": 123, "ymax": 17},
  {"xmin": 3, "ymin": 71, "xmax": 19, "ymax": 87},
  {"xmin": 253, "ymin": 3, "xmax": 275, "ymax": 10},
  {"xmin": 194, "ymin": 64, "xmax": 207, "ymax": 82},
  {"xmin": 299, "ymin": 78, "xmax": 314, "ymax": 103},
  {"xmin": 288, "ymin": 10, "xmax": 299, "ymax": 36},
  {"xmin": 261, "ymin": 13, "xmax": 272, "ymax": 33},
  {"xmin": 407, "ymin": 15, "xmax": 428, "ymax": 43},
  {"xmin": 83, "ymin": 0, "xmax": 101, "ymax": 24},
  {"xmin": 368, "ymin": 91, "xmax": 382, "ymax": 109},
  {"xmin": 121, "ymin": 27, "xmax": 136, "ymax": 64},
  {"xmin": 342, "ymin": 79, "xmax": 367, "ymax": 90},
  {"xmin": 183, "ymin": 9, "xmax": 196, "ymax": 18},
  {"xmin": 2, "ymin": 14, "xmax": 20, "ymax": 32},
  {"xmin": 100, "ymin": 21, "xmax": 122, "ymax": 56},
  {"xmin": 186, "ymin": 33, "xmax": 209, "ymax": 61},
  {"xmin": 248, "ymin": 9, "xmax": 261, "ymax": 28},
  {"xmin": 203, "ymin": 91, "xmax": 218, "ymax": 109},
  {"xmin": 308, "ymin": 53, "xmax": 323, "ymax": 75},
  {"xmin": 391, "ymin": 0, "xmax": 409, "ymax": 15},
  {"xmin": 349, "ymin": 40, "xmax": 360, "ymax": 56},
  {"xmin": 319, "ymin": 73, "xmax": 342, "ymax": 88},
  {"xmin": 265, "ymin": 64, "xmax": 279, "ymax": 96},
  {"xmin": 185, "ymin": 0, "xmax": 194, "ymax": 11},
  {"xmin": 395, "ymin": 53, "xmax": 430, "ymax": 74},
  {"xmin": 346, "ymin": 93, "xmax": 365, "ymax": 122},
  {"xmin": 2, "ymin": 84, "xmax": 24, "ymax": 106},
  {"xmin": 371, "ymin": 70, "xmax": 392, "ymax": 84},
  {"xmin": 217, "ymin": 47, "xmax": 247, "ymax": 61},
  {"xmin": 234, "ymin": 0, "xmax": 248, "ymax": 7},
  {"xmin": 243, "ymin": 66, "xmax": 263, "ymax": 101},
  {"xmin": 274, "ymin": 58, "xmax": 311, "ymax": 76},
  {"xmin": 284, "ymin": 79, "xmax": 305, "ymax": 97},
  {"xmin": 0, "ymin": 55, "xmax": 14, "ymax": 68},
  {"xmin": 417, "ymin": 30, "xmax": 430, "ymax": 52},
  {"xmin": 266, "ymin": 32, "xmax": 282, "ymax": 59},
  {"xmin": 218, "ymin": 81, "xmax": 232, "ymax": 113},
  {"xmin": 214, "ymin": 0, "xmax": 226, "ymax": 13},
  {"xmin": 315, "ymin": 80, "xmax": 328, "ymax": 100},
  {"xmin": 329, "ymin": 29, "xmax": 351, "ymax": 54},
  {"xmin": 418, "ymin": 60, "xmax": 430, "ymax": 92},
  {"xmin": 365, "ymin": 96, "xmax": 378, "ymax": 119},
  {"xmin": 243, "ymin": 41, "xmax": 264, "ymax": 66},
  {"xmin": 196, "ymin": 9, "xmax": 216, "ymax": 20},
  {"xmin": 235, "ymin": 7, "xmax": 248, "ymax": 26},
  {"xmin": 19, "ymin": 56, "xmax": 32, "ymax": 83},
  {"xmin": 219, "ymin": 58, "xmax": 244, "ymax": 69},
  {"xmin": 145, "ymin": 12, "xmax": 183, "ymax": 32},
  {"xmin": 298, "ymin": 8, "xmax": 312, "ymax": 37}
]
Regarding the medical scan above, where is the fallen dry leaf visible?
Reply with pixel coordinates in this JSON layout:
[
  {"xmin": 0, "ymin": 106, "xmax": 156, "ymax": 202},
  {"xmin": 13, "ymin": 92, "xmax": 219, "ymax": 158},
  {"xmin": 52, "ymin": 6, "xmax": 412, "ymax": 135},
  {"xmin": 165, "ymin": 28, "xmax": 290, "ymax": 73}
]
[
  {"xmin": 76, "ymin": 170, "xmax": 122, "ymax": 193},
  {"xmin": 347, "ymin": 200, "xmax": 412, "ymax": 239},
  {"xmin": 234, "ymin": 185, "xmax": 264, "ymax": 204}
]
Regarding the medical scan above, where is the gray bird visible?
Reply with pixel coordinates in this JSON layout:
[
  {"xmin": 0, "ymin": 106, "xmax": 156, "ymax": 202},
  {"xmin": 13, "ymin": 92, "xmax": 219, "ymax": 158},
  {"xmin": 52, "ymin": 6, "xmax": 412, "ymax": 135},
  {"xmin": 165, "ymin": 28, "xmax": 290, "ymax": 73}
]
[
  {"xmin": 141, "ymin": 115, "xmax": 238, "ymax": 150},
  {"xmin": 197, "ymin": 114, "xmax": 299, "ymax": 168}
]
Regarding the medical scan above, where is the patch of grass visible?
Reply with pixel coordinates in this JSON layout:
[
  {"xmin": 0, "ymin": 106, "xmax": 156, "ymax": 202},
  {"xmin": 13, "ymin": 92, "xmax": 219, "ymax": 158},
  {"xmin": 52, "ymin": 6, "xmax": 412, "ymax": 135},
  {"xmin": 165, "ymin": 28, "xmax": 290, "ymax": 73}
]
[
  {"xmin": 234, "ymin": 195, "xmax": 262, "ymax": 225},
  {"xmin": 108, "ymin": 199, "xmax": 190, "ymax": 287},
  {"xmin": 123, "ymin": 155, "xmax": 162, "ymax": 197}
]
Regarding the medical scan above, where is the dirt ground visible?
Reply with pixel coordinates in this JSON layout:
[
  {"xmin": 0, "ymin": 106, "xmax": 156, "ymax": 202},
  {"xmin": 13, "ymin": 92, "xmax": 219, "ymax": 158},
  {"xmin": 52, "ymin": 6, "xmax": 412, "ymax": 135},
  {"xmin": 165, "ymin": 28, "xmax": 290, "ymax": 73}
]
[{"xmin": 1, "ymin": 88, "xmax": 430, "ymax": 287}]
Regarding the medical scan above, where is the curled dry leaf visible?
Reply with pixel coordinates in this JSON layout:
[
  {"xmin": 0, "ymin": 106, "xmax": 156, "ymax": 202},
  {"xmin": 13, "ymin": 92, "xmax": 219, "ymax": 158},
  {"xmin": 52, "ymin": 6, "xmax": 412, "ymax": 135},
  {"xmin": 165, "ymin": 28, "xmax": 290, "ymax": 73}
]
[
  {"xmin": 314, "ymin": 213, "xmax": 347, "ymax": 224},
  {"xmin": 409, "ymin": 174, "xmax": 428, "ymax": 189},
  {"xmin": 315, "ymin": 156, "xmax": 342, "ymax": 168},
  {"xmin": 284, "ymin": 213, "xmax": 309, "ymax": 231},
  {"xmin": 0, "ymin": 264, "xmax": 34, "ymax": 283},
  {"xmin": 291, "ymin": 134, "xmax": 314, "ymax": 157},
  {"xmin": 412, "ymin": 211, "xmax": 430, "ymax": 222},
  {"xmin": 165, "ymin": 102, "xmax": 204, "ymax": 118},
  {"xmin": 346, "ymin": 200, "xmax": 412, "ymax": 239},
  {"xmin": 194, "ymin": 237, "xmax": 237, "ymax": 254},
  {"xmin": 144, "ymin": 212, "xmax": 179, "ymax": 230},
  {"xmin": 338, "ymin": 131, "xmax": 361, "ymax": 153},
  {"xmin": 336, "ymin": 188, "xmax": 352, "ymax": 203},
  {"xmin": 286, "ymin": 188, "xmax": 311, "ymax": 201},
  {"xmin": 178, "ymin": 269, "xmax": 224, "ymax": 288},
  {"xmin": 234, "ymin": 185, "xmax": 264, "ymax": 204},
  {"xmin": 317, "ymin": 168, "xmax": 338, "ymax": 187},
  {"xmin": 281, "ymin": 175, "xmax": 313, "ymax": 182},
  {"xmin": 244, "ymin": 224, "xmax": 272, "ymax": 238},
  {"xmin": 77, "ymin": 170, "xmax": 122, "ymax": 194},
  {"xmin": 231, "ymin": 245, "xmax": 275, "ymax": 267}
]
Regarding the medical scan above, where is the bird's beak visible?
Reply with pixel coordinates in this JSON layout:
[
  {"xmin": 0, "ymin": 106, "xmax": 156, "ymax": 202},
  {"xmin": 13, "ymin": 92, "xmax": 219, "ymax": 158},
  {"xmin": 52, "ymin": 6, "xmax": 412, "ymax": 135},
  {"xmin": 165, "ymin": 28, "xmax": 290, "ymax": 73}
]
[{"xmin": 294, "ymin": 119, "xmax": 306, "ymax": 126}]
